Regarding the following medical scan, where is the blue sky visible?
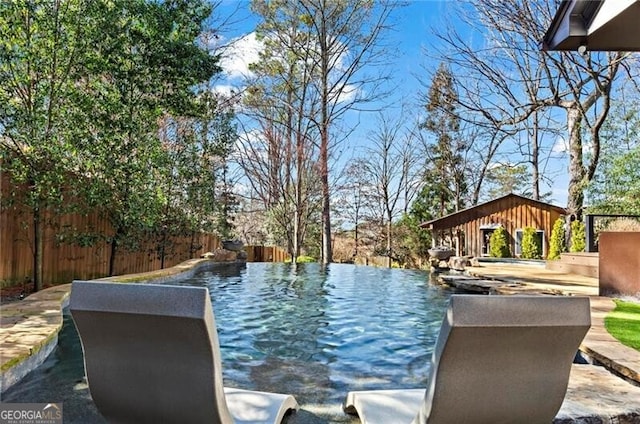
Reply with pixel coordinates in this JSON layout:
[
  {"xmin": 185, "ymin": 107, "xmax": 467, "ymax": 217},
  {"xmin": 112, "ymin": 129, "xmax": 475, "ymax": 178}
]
[{"xmin": 211, "ymin": 0, "xmax": 570, "ymax": 207}]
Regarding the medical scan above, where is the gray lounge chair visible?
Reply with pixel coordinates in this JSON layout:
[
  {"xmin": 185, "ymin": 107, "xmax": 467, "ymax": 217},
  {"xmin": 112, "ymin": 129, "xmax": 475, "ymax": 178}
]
[
  {"xmin": 344, "ymin": 294, "xmax": 591, "ymax": 424},
  {"xmin": 70, "ymin": 281, "xmax": 298, "ymax": 424}
]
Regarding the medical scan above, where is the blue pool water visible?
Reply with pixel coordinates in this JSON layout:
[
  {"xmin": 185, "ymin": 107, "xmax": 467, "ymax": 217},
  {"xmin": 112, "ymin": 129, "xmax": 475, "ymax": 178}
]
[{"xmin": 2, "ymin": 262, "xmax": 453, "ymax": 423}]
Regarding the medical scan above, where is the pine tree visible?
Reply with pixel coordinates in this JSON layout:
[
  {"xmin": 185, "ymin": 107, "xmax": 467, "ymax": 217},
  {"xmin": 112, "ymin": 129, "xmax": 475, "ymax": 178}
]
[{"xmin": 421, "ymin": 62, "xmax": 468, "ymax": 216}]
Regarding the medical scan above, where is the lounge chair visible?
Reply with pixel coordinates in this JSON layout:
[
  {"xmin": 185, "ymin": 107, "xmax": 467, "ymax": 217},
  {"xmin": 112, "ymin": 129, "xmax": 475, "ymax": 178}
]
[
  {"xmin": 70, "ymin": 281, "xmax": 298, "ymax": 424},
  {"xmin": 344, "ymin": 294, "xmax": 591, "ymax": 424}
]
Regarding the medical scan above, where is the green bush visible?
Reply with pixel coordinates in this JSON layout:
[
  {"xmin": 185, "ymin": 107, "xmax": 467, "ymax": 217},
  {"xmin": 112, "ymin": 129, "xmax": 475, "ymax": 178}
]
[
  {"xmin": 296, "ymin": 255, "xmax": 316, "ymax": 263},
  {"xmin": 521, "ymin": 227, "xmax": 542, "ymax": 259},
  {"xmin": 489, "ymin": 227, "xmax": 511, "ymax": 258},
  {"xmin": 284, "ymin": 255, "xmax": 317, "ymax": 263},
  {"xmin": 547, "ymin": 218, "xmax": 565, "ymax": 260},
  {"xmin": 570, "ymin": 220, "xmax": 586, "ymax": 252}
]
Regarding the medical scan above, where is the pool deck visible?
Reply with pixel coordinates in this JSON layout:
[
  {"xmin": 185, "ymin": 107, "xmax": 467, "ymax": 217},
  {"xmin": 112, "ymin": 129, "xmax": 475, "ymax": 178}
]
[{"xmin": 1, "ymin": 260, "xmax": 640, "ymax": 422}]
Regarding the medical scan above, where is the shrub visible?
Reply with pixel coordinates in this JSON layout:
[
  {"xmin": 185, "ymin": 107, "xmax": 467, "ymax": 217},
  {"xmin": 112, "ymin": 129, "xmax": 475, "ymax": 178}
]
[
  {"xmin": 296, "ymin": 255, "xmax": 316, "ymax": 263},
  {"xmin": 547, "ymin": 218, "xmax": 565, "ymax": 260},
  {"xmin": 605, "ymin": 218, "xmax": 640, "ymax": 232},
  {"xmin": 284, "ymin": 255, "xmax": 317, "ymax": 263},
  {"xmin": 570, "ymin": 220, "xmax": 586, "ymax": 252},
  {"xmin": 489, "ymin": 227, "xmax": 511, "ymax": 258},
  {"xmin": 520, "ymin": 227, "xmax": 542, "ymax": 259}
]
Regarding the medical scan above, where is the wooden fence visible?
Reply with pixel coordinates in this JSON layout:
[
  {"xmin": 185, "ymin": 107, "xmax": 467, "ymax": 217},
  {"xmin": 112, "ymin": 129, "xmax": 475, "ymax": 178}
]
[
  {"xmin": 1, "ymin": 182, "xmax": 291, "ymax": 288},
  {"xmin": 245, "ymin": 245, "xmax": 289, "ymax": 262},
  {"xmin": 0, "ymin": 208, "xmax": 222, "ymax": 288}
]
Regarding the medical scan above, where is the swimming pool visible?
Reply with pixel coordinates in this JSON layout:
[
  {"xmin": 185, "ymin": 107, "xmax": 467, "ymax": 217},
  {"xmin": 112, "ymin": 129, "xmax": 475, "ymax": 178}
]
[{"xmin": 2, "ymin": 262, "xmax": 453, "ymax": 423}]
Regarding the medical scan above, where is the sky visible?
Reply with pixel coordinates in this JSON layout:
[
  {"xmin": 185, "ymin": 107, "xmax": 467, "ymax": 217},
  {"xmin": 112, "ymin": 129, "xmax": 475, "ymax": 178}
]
[{"xmin": 210, "ymin": 0, "xmax": 570, "ymax": 207}]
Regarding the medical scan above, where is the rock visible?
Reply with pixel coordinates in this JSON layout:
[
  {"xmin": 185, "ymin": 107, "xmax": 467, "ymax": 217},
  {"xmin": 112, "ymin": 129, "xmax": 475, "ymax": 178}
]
[
  {"xmin": 221, "ymin": 240, "xmax": 245, "ymax": 252},
  {"xmin": 200, "ymin": 249, "xmax": 238, "ymax": 262},
  {"xmin": 449, "ymin": 256, "xmax": 473, "ymax": 271},
  {"xmin": 555, "ymin": 364, "xmax": 640, "ymax": 423}
]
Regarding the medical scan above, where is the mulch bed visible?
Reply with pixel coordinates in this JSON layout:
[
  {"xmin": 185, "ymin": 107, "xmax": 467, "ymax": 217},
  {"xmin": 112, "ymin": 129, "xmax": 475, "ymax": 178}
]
[{"xmin": 1, "ymin": 282, "xmax": 40, "ymax": 304}]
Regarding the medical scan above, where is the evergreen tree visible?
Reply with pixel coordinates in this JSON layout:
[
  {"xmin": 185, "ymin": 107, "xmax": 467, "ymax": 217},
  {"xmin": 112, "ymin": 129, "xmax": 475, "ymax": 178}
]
[
  {"xmin": 570, "ymin": 220, "xmax": 586, "ymax": 253},
  {"xmin": 520, "ymin": 227, "xmax": 542, "ymax": 259},
  {"xmin": 489, "ymin": 227, "xmax": 511, "ymax": 258},
  {"xmin": 548, "ymin": 218, "xmax": 565, "ymax": 260},
  {"xmin": 421, "ymin": 62, "xmax": 468, "ymax": 216}
]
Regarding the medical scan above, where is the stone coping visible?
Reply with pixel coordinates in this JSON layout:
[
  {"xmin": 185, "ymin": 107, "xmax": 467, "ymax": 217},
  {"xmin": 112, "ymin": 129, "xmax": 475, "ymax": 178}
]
[{"xmin": 0, "ymin": 258, "xmax": 227, "ymax": 394}]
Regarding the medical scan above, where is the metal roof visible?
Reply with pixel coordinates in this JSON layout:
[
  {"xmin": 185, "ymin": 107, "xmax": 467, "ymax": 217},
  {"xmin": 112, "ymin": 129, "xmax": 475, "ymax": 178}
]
[{"xmin": 420, "ymin": 193, "xmax": 567, "ymax": 231}]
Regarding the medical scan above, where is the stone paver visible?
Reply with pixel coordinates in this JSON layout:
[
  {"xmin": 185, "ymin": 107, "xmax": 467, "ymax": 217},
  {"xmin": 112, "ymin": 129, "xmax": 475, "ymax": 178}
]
[{"xmin": 0, "ymin": 284, "xmax": 70, "ymax": 392}]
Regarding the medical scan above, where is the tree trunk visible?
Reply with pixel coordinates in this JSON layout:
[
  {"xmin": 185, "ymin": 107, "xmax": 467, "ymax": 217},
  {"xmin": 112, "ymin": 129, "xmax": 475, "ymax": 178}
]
[
  {"xmin": 321, "ymin": 183, "xmax": 332, "ymax": 264},
  {"xmin": 109, "ymin": 230, "xmax": 120, "ymax": 277},
  {"xmin": 566, "ymin": 106, "xmax": 585, "ymax": 219},
  {"xmin": 532, "ymin": 110, "xmax": 540, "ymax": 200},
  {"xmin": 32, "ymin": 204, "xmax": 44, "ymax": 292},
  {"xmin": 386, "ymin": 219, "xmax": 392, "ymax": 268}
]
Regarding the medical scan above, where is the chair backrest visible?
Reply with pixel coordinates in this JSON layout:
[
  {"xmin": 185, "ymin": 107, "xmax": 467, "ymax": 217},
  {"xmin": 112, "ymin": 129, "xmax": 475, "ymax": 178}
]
[
  {"xmin": 414, "ymin": 295, "xmax": 591, "ymax": 424},
  {"xmin": 70, "ymin": 281, "xmax": 234, "ymax": 424}
]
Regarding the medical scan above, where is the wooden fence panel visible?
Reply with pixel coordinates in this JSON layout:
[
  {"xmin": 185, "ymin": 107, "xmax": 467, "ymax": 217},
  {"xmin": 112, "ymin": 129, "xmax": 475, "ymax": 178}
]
[{"xmin": 1, "ymin": 171, "xmax": 291, "ymax": 288}]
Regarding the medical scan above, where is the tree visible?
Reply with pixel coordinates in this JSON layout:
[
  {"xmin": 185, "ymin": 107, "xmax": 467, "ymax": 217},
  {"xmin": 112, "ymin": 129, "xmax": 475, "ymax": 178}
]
[
  {"xmin": 587, "ymin": 148, "xmax": 640, "ymax": 215},
  {"xmin": 73, "ymin": 0, "xmax": 220, "ymax": 275},
  {"xmin": 294, "ymin": 0, "xmax": 398, "ymax": 264},
  {"xmin": 484, "ymin": 163, "xmax": 531, "ymax": 200},
  {"xmin": 157, "ymin": 90, "xmax": 238, "ymax": 265},
  {"xmin": 243, "ymin": 0, "xmax": 398, "ymax": 263},
  {"xmin": 430, "ymin": 0, "xmax": 629, "ymax": 218},
  {"xmin": 587, "ymin": 89, "xmax": 640, "ymax": 215},
  {"xmin": 359, "ymin": 113, "xmax": 421, "ymax": 267},
  {"xmin": 570, "ymin": 220, "xmax": 586, "ymax": 253},
  {"xmin": 335, "ymin": 160, "xmax": 370, "ymax": 257},
  {"xmin": 0, "ymin": 0, "xmax": 95, "ymax": 291},
  {"xmin": 420, "ymin": 62, "xmax": 468, "ymax": 215},
  {"xmin": 239, "ymin": 0, "xmax": 322, "ymax": 262}
]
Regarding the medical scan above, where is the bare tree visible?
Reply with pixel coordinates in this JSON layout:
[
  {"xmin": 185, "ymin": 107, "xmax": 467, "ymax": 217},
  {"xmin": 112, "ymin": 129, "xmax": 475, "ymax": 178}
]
[
  {"xmin": 295, "ymin": 0, "xmax": 399, "ymax": 264},
  {"xmin": 429, "ymin": 0, "xmax": 630, "ymax": 216},
  {"xmin": 237, "ymin": 3, "xmax": 324, "ymax": 262},
  {"xmin": 360, "ymin": 112, "xmax": 422, "ymax": 267},
  {"xmin": 335, "ymin": 160, "xmax": 369, "ymax": 258}
]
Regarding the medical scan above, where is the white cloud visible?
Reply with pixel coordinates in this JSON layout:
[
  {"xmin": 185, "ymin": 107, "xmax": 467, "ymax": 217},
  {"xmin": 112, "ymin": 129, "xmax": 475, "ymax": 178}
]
[
  {"xmin": 220, "ymin": 32, "xmax": 263, "ymax": 80},
  {"xmin": 551, "ymin": 136, "xmax": 569, "ymax": 155},
  {"xmin": 218, "ymin": 32, "xmax": 360, "ymax": 105},
  {"xmin": 211, "ymin": 84, "xmax": 237, "ymax": 98},
  {"xmin": 335, "ymin": 83, "xmax": 359, "ymax": 104}
]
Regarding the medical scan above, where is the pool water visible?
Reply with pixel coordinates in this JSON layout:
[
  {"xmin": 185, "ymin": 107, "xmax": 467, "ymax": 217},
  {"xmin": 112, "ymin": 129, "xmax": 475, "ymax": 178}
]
[{"xmin": 2, "ymin": 262, "xmax": 452, "ymax": 423}]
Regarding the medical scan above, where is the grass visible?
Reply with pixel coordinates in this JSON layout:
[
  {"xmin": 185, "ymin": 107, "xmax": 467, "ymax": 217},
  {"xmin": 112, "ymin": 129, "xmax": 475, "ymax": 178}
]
[{"xmin": 605, "ymin": 299, "xmax": 640, "ymax": 351}]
